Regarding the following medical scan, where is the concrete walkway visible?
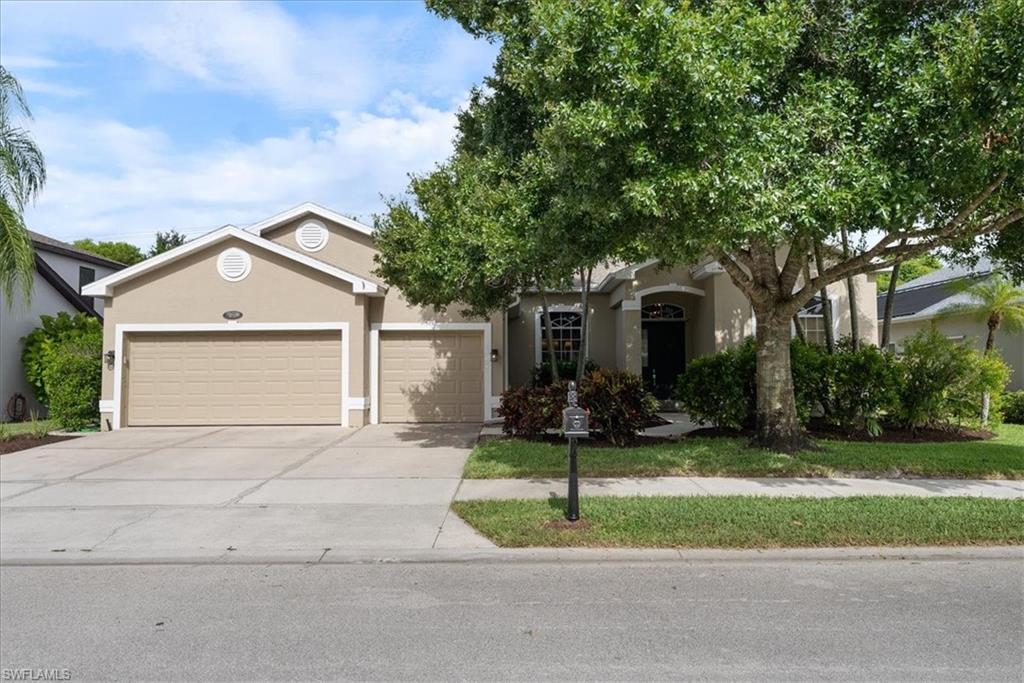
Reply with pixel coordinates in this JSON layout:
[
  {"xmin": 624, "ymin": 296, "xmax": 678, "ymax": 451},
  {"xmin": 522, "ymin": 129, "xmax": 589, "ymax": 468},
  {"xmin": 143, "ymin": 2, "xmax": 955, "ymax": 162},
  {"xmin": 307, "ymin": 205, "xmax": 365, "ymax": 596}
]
[{"xmin": 456, "ymin": 476, "xmax": 1024, "ymax": 500}]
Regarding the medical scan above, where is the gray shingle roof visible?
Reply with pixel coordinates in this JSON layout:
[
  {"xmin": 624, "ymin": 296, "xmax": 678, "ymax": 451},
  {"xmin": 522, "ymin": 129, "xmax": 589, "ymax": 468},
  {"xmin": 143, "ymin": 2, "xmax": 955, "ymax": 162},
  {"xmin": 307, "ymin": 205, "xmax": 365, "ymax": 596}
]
[
  {"xmin": 876, "ymin": 258, "xmax": 996, "ymax": 319},
  {"xmin": 29, "ymin": 230, "xmax": 127, "ymax": 269}
]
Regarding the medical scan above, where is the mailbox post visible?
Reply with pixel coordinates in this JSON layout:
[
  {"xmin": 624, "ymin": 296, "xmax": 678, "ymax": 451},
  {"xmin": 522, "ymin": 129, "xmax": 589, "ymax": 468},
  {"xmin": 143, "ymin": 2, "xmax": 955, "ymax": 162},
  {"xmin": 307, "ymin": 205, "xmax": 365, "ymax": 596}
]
[{"xmin": 562, "ymin": 381, "xmax": 589, "ymax": 521}]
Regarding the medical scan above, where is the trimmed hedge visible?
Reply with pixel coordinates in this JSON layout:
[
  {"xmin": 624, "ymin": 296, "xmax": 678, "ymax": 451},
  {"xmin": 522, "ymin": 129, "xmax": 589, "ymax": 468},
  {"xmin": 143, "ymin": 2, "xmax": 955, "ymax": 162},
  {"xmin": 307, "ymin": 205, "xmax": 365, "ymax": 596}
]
[
  {"xmin": 498, "ymin": 369, "xmax": 659, "ymax": 444},
  {"xmin": 1002, "ymin": 391, "xmax": 1024, "ymax": 424},
  {"xmin": 674, "ymin": 330, "xmax": 1010, "ymax": 435},
  {"xmin": 21, "ymin": 312, "xmax": 101, "ymax": 406},
  {"xmin": 41, "ymin": 330, "xmax": 102, "ymax": 431}
]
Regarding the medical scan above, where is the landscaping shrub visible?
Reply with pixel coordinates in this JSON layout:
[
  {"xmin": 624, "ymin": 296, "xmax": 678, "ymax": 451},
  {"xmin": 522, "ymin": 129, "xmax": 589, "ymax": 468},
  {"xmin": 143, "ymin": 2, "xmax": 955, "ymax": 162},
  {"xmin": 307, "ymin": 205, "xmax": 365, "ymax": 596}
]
[
  {"xmin": 499, "ymin": 369, "xmax": 657, "ymax": 443},
  {"xmin": 578, "ymin": 369, "xmax": 660, "ymax": 446},
  {"xmin": 1002, "ymin": 391, "xmax": 1024, "ymax": 424},
  {"xmin": 21, "ymin": 312, "xmax": 101, "ymax": 406},
  {"xmin": 673, "ymin": 339, "xmax": 755, "ymax": 430},
  {"xmin": 826, "ymin": 345, "xmax": 902, "ymax": 435},
  {"xmin": 789, "ymin": 340, "xmax": 831, "ymax": 423},
  {"xmin": 894, "ymin": 329, "xmax": 1010, "ymax": 430},
  {"xmin": 496, "ymin": 383, "xmax": 567, "ymax": 438},
  {"xmin": 530, "ymin": 359, "xmax": 598, "ymax": 387},
  {"xmin": 41, "ymin": 329, "xmax": 102, "ymax": 431}
]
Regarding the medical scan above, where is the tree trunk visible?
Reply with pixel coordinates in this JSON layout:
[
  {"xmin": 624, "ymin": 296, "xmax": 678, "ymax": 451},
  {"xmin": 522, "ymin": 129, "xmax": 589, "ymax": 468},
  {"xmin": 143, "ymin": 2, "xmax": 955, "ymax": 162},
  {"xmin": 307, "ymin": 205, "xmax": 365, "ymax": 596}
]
[
  {"xmin": 880, "ymin": 259, "xmax": 902, "ymax": 350},
  {"xmin": 792, "ymin": 315, "xmax": 806, "ymax": 343},
  {"xmin": 840, "ymin": 227, "xmax": 860, "ymax": 350},
  {"xmin": 813, "ymin": 242, "xmax": 835, "ymax": 354},
  {"xmin": 754, "ymin": 311, "xmax": 810, "ymax": 452},
  {"xmin": 537, "ymin": 282, "xmax": 559, "ymax": 385},
  {"xmin": 981, "ymin": 315, "xmax": 1000, "ymax": 425},
  {"xmin": 576, "ymin": 266, "xmax": 593, "ymax": 385}
]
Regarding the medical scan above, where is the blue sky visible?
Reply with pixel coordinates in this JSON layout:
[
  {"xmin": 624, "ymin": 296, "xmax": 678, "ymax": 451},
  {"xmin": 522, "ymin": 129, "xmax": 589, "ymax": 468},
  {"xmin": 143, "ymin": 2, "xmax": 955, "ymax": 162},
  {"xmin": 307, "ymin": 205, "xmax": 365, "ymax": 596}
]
[{"xmin": 0, "ymin": 0, "xmax": 497, "ymax": 246}]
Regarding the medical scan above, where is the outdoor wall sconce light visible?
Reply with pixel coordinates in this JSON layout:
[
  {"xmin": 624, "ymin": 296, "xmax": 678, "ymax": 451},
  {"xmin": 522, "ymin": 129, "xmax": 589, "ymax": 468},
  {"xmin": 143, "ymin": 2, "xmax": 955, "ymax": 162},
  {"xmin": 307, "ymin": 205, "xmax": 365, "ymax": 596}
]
[
  {"xmin": 490, "ymin": 348, "xmax": 500, "ymax": 362},
  {"xmin": 104, "ymin": 351, "xmax": 116, "ymax": 367}
]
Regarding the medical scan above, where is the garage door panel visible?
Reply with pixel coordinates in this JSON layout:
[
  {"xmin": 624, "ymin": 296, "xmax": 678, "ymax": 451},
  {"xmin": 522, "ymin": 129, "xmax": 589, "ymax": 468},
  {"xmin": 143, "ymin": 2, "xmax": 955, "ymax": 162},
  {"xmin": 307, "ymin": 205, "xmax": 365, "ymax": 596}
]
[
  {"xmin": 126, "ymin": 331, "xmax": 342, "ymax": 426},
  {"xmin": 379, "ymin": 331, "xmax": 483, "ymax": 423}
]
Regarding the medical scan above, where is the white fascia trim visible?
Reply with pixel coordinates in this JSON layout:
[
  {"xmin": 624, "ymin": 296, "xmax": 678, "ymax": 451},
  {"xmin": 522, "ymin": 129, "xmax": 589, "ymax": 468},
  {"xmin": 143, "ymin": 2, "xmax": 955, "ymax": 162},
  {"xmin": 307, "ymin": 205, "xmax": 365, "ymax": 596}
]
[
  {"xmin": 690, "ymin": 260, "xmax": 725, "ymax": 281},
  {"xmin": 248, "ymin": 202, "xmax": 374, "ymax": 238},
  {"xmin": 82, "ymin": 226, "xmax": 382, "ymax": 297},
  {"xmin": 594, "ymin": 259, "xmax": 661, "ymax": 292},
  {"xmin": 369, "ymin": 321, "xmax": 493, "ymax": 424},
  {"xmin": 110, "ymin": 322, "xmax": 350, "ymax": 430}
]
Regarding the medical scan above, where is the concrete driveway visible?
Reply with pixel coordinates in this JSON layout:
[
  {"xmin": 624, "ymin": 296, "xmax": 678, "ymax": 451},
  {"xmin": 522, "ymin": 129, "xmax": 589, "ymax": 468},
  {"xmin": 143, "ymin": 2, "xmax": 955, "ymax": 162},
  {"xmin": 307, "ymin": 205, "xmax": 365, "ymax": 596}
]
[{"xmin": 0, "ymin": 424, "xmax": 492, "ymax": 562}]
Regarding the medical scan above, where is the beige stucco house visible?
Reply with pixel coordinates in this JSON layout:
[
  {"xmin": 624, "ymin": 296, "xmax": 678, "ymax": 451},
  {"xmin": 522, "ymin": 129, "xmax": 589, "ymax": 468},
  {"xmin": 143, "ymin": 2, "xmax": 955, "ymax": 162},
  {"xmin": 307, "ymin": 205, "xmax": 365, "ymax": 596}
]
[
  {"xmin": 84, "ymin": 203, "xmax": 877, "ymax": 429},
  {"xmin": 878, "ymin": 259, "xmax": 1023, "ymax": 391}
]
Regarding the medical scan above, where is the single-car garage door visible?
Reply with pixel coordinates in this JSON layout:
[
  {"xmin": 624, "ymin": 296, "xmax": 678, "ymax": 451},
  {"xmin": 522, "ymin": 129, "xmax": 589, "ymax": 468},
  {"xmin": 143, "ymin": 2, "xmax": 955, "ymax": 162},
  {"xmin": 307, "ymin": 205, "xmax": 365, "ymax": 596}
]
[
  {"xmin": 125, "ymin": 331, "xmax": 342, "ymax": 426},
  {"xmin": 379, "ymin": 332, "xmax": 483, "ymax": 423}
]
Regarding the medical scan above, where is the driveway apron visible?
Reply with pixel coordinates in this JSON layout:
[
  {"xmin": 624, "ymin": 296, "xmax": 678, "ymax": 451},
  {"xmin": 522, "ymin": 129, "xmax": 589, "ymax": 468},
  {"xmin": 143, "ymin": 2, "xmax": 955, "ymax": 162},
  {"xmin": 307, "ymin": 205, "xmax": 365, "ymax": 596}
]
[{"xmin": 0, "ymin": 424, "xmax": 493, "ymax": 561}]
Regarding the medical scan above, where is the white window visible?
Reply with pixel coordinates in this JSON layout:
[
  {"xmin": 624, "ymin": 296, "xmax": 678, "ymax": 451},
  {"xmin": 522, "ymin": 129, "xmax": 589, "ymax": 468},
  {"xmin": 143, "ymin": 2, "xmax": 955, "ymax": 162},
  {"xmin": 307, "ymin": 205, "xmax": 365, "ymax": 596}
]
[
  {"xmin": 539, "ymin": 311, "xmax": 583, "ymax": 362},
  {"xmin": 217, "ymin": 247, "xmax": 252, "ymax": 282},
  {"xmin": 798, "ymin": 315, "xmax": 827, "ymax": 346},
  {"xmin": 295, "ymin": 219, "xmax": 329, "ymax": 252}
]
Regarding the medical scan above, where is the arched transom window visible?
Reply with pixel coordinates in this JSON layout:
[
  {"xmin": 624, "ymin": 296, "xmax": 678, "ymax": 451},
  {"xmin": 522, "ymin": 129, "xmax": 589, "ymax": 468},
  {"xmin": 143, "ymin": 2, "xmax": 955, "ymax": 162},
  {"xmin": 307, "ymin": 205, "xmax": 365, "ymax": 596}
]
[{"xmin": 641, "ymin": 303, "xmax": 685, "ymax": 320}]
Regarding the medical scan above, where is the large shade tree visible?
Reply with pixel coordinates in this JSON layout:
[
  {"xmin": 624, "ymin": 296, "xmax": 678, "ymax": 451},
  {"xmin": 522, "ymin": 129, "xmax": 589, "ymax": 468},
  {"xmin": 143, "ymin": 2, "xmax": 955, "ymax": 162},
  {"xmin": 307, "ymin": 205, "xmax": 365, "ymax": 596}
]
[
  {"xmin": 0, "ymin": 66, "xmax": 46, "ymax": 305},
  {"xmin": 428, "ymin": 0, "xmax": 1024, "ymax": 451}
]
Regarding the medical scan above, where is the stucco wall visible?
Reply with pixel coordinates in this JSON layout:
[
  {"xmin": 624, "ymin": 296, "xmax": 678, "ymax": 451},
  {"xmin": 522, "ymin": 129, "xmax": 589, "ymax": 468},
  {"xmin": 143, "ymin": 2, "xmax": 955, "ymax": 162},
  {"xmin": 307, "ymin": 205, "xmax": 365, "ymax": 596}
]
[
  {"xmin": 264, "ymin": 214, "xmax": 380, "ymax": 286},
  {"xmin": 889, "ymin": 315, "xmax": 1024, "ymax": 391},
  {"xmin": 99, "ymin": 236, "xmax": 369, "ymax": 428}
]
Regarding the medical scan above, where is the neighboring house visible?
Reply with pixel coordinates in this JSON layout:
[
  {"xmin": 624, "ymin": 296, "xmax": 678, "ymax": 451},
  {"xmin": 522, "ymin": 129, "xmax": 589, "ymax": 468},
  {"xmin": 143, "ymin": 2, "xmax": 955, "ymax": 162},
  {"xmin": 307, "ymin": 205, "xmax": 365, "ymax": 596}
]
[
  {"xmin": 877, "ymin": 258, "xmax": 1023, "ymax": 391},
  {"xmin": 83, "ymin": 203, "xmax": 878, "ymax": 429},
  {"xmin": 0, "ymin": 232, "xmax": 124, "ymax": 421}
]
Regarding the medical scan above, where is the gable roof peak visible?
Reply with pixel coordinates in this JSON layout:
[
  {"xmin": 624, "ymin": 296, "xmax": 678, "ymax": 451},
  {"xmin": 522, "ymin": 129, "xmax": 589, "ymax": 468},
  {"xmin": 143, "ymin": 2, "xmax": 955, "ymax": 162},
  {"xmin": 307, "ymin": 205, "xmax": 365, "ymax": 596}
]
[{"xmin": 247, "ymin": 202, "xmax": 374, "ymax": 238}]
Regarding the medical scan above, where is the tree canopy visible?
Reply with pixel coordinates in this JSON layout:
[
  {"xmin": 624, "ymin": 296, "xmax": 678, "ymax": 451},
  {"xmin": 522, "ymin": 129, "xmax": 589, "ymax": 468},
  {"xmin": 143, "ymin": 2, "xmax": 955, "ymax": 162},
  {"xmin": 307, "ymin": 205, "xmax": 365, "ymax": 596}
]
[
  {"xmin": 425, "ymin": 0, "xmax": 1023, "ymax": 450},
  {"xmin": 73, "ymin": 239, "xmax": 145, "ymax": 266},
  {"xmin": 149, "ymin": 229, "xmax": 187, "ymax": 257}
]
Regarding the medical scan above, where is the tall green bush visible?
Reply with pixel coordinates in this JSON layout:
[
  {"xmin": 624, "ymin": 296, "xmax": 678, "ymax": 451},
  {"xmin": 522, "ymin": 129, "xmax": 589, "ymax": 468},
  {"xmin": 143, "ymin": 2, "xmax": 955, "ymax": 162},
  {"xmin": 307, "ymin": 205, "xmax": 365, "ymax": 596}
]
[
  {"xmin": 1002, "ymin": 391, "xmax": 1024, "ymax": 424},
  {"xmin": 41, "ymin": 329, "xmax": 102, "ymax": 431},
  {"xmin": 895, "ymin": 329, "xmax": 1009, "ymax": 430},
  {"xmin": 21, "ymin": 312, "xmax": 101, "ymax": 406},
  {"xmin": 826, "ymin": 346, "xmax": 901, "ymax": 435},
  {"xmin": 673, "ymin": 339, "xmax": 756, "ymax": 430}
]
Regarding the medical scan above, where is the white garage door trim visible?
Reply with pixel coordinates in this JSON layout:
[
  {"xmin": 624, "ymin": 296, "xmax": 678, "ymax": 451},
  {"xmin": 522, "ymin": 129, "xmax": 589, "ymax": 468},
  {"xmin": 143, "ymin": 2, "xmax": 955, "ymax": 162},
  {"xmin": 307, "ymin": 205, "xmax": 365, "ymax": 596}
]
[
  {"xmin": 112, "ymin": 322, "xmax": 350, "ymax": 430},
  {"xmin": 369, "ymin": 322, "xmax": 492, "ymax": 424}
]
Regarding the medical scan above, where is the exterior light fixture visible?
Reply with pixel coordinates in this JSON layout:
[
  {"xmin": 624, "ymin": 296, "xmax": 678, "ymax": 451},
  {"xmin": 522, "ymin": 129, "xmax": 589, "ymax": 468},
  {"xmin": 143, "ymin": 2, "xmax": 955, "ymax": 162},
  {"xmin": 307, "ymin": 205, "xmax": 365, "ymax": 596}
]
[
  {"xmin": 490, "ymin": 348, "xmax": 500, "ymax": 362},
  {"xmin": 104, "ymin": 351, "xmax": 116, "ymax": 366}
]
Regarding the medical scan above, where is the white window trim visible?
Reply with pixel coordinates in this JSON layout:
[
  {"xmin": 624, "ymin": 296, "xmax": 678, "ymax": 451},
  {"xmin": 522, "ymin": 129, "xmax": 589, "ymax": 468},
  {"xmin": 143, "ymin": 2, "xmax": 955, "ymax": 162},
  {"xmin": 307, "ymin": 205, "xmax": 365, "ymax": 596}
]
[
  {"xmin": 533, "ymin": 305, "xmax": 584, "ymax": 365},
  {"xmin": 369, "ymin": 322, "xmax": 493, "ymax": 425},
  {"xmin": 110, "ymin": 322, "xmax": 350, "ymax": 430}
]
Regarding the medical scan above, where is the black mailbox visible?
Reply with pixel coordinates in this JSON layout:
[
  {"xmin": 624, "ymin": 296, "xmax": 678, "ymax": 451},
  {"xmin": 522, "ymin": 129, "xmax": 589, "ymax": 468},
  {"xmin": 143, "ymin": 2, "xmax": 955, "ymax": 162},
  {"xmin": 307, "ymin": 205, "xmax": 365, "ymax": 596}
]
[{"xmin": 562, "ymin": 406, "xmax": 589, "ymax": 437}]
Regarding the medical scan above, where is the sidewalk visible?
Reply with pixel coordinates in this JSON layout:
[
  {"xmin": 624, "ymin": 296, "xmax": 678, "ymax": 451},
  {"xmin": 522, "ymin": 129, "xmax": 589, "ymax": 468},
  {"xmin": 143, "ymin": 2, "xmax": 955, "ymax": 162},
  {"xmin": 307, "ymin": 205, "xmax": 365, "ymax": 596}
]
[{"xmin": 455, "ymin": 476, "xmax": 1024, "ymax": 501}]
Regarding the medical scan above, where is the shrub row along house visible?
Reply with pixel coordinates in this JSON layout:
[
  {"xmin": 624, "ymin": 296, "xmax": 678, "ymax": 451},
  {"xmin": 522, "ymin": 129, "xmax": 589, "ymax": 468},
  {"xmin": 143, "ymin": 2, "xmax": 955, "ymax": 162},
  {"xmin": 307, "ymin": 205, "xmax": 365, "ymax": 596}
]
[
  {"xmin": 0, "ymin": 232, "xmax": 123, "ymax": 421},
  {"xmin": 76, "ymin": 203, "xmax": 878, "ymax": 430}
]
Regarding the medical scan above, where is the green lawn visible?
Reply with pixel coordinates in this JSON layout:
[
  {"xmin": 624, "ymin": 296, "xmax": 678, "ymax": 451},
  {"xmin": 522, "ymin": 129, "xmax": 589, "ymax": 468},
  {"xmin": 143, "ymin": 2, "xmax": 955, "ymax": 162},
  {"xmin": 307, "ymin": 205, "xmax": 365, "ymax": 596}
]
[
  {"xmin": 0, "ymin": 418, "xmax": 55, "ymax": 438},
  {"xmin": 464, "ymin": 424, "xmax": 1024, "ymax": 480},
  {"xmin": 453, "ymin": 496, "xmax": 1024, "ymax": 548}
]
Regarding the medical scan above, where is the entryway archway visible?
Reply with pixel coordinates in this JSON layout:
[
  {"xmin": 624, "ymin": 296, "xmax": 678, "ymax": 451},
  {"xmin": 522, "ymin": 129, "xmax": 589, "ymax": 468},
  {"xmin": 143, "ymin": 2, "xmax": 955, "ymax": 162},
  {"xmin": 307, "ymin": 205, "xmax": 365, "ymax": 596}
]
[{"xmin": 641, "ymin": 303, "xmax": 686, "ymax": 399}]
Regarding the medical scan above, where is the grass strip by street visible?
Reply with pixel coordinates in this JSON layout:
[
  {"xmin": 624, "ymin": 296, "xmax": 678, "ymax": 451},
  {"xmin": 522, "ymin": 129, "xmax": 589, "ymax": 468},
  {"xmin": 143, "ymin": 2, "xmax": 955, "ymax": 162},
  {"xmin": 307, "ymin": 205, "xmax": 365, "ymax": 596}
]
[
  {"xmin": 452, "ymin": 496, "xmax": 1024, "ymax": 548},
  {"xmin": 464, "ymin": 424, "xmax": 1024, "ymax": 480}
]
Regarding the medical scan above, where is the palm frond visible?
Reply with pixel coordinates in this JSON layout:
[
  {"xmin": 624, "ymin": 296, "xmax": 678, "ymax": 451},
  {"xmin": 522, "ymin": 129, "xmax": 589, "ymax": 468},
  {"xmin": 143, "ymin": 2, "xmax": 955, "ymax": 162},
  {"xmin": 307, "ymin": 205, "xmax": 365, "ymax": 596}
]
[
  {"xmin": 0, "ymin": 124, "xmax": 46, "ymax": 207},
  {"xmin": 0, "ymin": 197, "xmax": 34, "ymax": 306},
  {"xmin": 0, "ymin": 65, "xmax": 33, "ymax": 121}
]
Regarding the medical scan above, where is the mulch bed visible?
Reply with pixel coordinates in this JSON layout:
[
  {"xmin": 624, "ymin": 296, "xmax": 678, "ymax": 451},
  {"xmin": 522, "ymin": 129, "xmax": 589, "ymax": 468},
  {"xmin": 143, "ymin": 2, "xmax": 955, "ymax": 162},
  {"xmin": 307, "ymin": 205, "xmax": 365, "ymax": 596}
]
[
  {"xmin": 0, "ymin": 434, "xmax": 79, "ymax": 455},
  {"xmin": 685, "ymin": 422, "xmax": 995, "ymax": 443}
]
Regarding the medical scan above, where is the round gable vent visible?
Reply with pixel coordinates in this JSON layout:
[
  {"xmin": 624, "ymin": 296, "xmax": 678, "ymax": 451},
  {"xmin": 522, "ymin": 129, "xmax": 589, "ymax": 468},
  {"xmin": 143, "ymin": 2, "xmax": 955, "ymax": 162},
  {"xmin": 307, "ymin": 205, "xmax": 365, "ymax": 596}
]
[
  {"xmin": 295, "ymin": 219, "xmax": 329, "ymax": 252},
  {"xmin": 217, "ymin": 247, "xmax": 252, "ymax": 282}
]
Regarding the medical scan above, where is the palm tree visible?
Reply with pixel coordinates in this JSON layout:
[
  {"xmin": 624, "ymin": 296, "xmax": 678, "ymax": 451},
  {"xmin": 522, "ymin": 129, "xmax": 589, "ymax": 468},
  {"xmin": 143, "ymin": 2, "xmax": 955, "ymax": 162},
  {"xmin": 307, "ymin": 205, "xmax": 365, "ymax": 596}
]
[
  {"xmin": 0, "ymin": 66, "xmax": 46, "ymax": 305},
  {"xmin": 940, "ymin": 273, "xmax": 1024, "ymax": 423}
]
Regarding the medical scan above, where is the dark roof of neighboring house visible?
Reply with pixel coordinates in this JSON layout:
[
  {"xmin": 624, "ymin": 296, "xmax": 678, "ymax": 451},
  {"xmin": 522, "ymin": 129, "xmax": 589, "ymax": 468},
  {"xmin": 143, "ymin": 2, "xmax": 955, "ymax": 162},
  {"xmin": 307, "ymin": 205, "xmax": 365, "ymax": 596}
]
[
  {"xmin": 876, "ymin": 258, "xmax": 995, "ymax": 319},
  {"xmin": 29, "ymin": 230, "xmax": 126, "ymax": 269},
  {"xmin": 34, "ymin": 254, "xmax": 101, "ymax": 320}
]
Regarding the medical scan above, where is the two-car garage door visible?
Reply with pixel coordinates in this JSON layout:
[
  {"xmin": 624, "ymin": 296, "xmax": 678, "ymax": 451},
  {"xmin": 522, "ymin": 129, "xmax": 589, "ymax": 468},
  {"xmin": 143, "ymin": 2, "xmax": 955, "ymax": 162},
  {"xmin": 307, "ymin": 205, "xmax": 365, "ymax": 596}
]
[
  {"xmin": 122, "ymin": 329, "xmax": 484, "ymax": 426},
  {"xmin": 125, "ymin": 331, "xmax": 342, "ymax": 426}
]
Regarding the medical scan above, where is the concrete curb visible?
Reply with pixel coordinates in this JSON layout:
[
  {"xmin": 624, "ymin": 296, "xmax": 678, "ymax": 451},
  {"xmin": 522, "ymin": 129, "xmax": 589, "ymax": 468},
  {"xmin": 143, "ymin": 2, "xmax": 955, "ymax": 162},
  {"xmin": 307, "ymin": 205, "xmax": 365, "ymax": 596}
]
[{"xmin": 2, "ymin": 545, "xmax": 1020, "ymax": 566}]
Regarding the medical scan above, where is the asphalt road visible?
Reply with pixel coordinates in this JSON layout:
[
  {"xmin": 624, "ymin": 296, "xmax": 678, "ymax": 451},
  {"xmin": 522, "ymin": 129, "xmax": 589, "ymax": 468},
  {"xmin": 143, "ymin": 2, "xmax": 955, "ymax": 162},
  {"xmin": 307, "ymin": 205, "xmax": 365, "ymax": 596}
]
[{"xmin": 1, "ymin": 558, "xmax": 1021, "ymax": 681}]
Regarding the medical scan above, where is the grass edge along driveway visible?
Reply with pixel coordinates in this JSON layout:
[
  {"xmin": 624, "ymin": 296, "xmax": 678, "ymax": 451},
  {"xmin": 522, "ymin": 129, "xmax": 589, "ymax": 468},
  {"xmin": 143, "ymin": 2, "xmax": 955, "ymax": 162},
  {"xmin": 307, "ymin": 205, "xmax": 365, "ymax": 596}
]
[
  {"xmin": 452, "ymin": 496, "xmax": 1024, "ymax": 549},
  {"xmin": 464, "ymin": 424, "xmax": 1024, "ymax": 480}
]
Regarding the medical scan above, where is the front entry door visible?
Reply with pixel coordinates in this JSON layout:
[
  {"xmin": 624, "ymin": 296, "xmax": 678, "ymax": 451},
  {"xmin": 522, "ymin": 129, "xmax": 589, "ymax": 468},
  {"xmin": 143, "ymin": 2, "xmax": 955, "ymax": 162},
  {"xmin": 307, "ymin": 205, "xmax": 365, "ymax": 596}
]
[{"xmin": 642, "ymin": 321, "xmax": 686, "ymax": 399}]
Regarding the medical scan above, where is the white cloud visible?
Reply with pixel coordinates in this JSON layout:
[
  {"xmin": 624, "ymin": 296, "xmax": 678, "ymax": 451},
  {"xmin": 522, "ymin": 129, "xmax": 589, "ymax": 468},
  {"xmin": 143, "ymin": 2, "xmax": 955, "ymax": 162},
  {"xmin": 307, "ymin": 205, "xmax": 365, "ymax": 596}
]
[
  {"xmin": 18, "ymin": 78, "xmax": 88, "ymax": 98},
  {"xmin": 0, "ymin": 1, "xmax": 495, "ymax": 111},
  {"xmin": 24, "ymin": 95, "xmax": 460, "ymax": 245}
]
